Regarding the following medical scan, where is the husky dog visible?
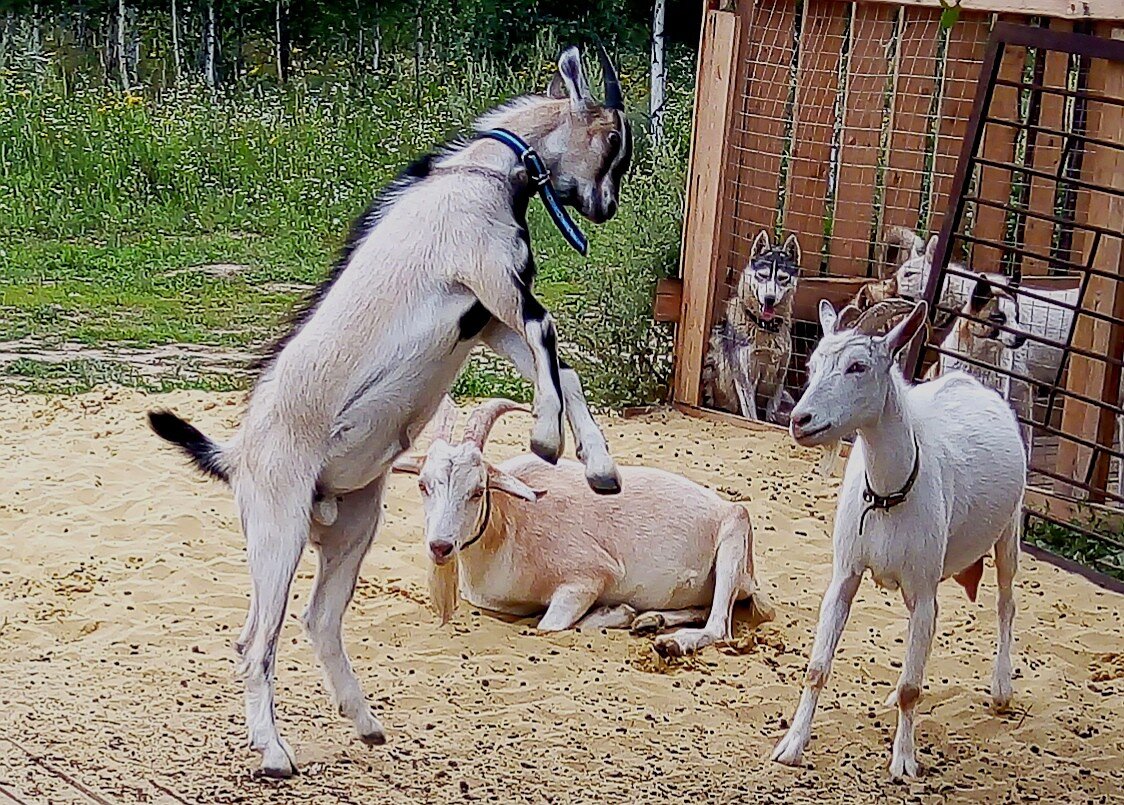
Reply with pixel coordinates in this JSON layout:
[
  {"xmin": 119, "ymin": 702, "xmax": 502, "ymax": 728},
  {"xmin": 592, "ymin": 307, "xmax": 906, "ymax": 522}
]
[{"xmin": 703, "ymin": 231, "xmax": 801, "ymax": 423}]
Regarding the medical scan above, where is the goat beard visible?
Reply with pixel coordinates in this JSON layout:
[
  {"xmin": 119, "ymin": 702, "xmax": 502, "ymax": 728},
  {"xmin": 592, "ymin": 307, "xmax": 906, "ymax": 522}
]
[{"xmin": 428, "ymin": 556, "xmax": 460, "ymax": 625}]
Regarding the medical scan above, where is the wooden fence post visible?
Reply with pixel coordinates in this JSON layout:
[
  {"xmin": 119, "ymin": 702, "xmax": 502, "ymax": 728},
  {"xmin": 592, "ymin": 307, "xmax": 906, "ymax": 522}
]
[
  {"xmin": 673, "ymin": 7, "xmax": 741, "ymax": 407},
  {"xmin": 1054, "ymin": 25, "xmax": 1124, "ymax": 501}
]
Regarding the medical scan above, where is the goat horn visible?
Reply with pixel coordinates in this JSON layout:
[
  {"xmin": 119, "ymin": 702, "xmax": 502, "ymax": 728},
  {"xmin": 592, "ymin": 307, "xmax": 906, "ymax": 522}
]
[
  {"xmin": 596, "ymin": 41, "xmax": 624, "ymax": 111},
  {"xmin": 854, "ymin": 299, "xmax": 919, "ymax": 335},
  {"xmin": 836, "ymin": 304, "xmax": 862, "ymax": 331},
  {"xmin": 462, "ymin": 398, "xmax": 531, "ymax": 450}
]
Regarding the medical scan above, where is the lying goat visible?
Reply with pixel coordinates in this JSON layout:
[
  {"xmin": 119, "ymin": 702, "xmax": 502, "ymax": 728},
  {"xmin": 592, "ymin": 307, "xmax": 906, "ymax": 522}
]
[
  {"xmin": 392, "ymin": 399, "xmax": 774, "ymax": 657},
  {"xmin": 774, "ymin": 299, "xmax": 1025, "ymax": 780},
  {"xmin": 146, "ymin": 46, "xmax": 630, "ymax": 778}
]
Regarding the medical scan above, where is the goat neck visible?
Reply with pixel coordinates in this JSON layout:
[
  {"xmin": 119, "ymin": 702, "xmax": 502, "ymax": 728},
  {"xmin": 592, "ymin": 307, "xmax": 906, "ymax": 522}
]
[{"xmin": 855, "ymin": 373, "xmax": 919, "ymax": 499}]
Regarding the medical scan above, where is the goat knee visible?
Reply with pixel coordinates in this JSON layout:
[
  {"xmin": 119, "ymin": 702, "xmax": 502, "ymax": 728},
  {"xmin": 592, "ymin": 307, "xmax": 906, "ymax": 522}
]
[
  {"xmin": 897, "ymin": 682, "xmax": 921, "ymax": 710},
  {"xmin": 805, "ymin": 661, "xmax": 830, "ymax": 691}
]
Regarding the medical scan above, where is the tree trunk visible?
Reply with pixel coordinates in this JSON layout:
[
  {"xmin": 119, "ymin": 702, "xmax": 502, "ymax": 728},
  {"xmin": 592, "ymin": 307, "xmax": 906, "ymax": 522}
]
[
  {"xmin": 116, "ymin": 0, "xmax": 129, "ymax": 90},
  {"xmin": 127, "ymin": 4, "xmax": 139, "ymax": 83},
  {"xmin": 171, "ymin": 0, "xmax": 181, "ymax": 83},
  {"xmin": 203, "ymin": 0, "xmax": 216, "ymax": 88},
  {"xmin": 649, "ymin": 0, "xmax": 667, "ymax": 144},
  {"xmin": 274, "ymin": 0, "xmax": 288, "ymax": 83},
  {"xmin": 372, "ymin": 20, "xmax": 380, "ymax": 72}
]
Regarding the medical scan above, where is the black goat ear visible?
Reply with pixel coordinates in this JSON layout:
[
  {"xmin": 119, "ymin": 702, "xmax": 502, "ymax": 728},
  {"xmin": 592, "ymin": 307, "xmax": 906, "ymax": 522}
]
[{"xmin": 970, "ymin": 274, "xmax": 991, "ymax": 312}]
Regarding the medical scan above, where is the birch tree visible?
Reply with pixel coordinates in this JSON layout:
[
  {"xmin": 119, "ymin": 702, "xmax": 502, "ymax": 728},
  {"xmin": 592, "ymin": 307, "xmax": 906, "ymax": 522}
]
[
  {"xmin": 116, "ymin": 0, "xmax": 128, "ymax": 90},
  {"xmin": 203, "ymin": 0, "xmax": 217, "ymax": 87},
  {"xmin": 170, "ymin": 0, "xmax": 181, "ymax": 83},
  {"xmin": 649, "ymin": 0, "xmax": 667, "ymax": 144}
]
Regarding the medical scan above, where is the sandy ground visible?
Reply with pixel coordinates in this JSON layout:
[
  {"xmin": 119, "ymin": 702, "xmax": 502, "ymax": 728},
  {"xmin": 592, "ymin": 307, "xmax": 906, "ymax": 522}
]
[{"xmin": 1, "ymin": 388, "xmax": 1122, "ymax": 804}]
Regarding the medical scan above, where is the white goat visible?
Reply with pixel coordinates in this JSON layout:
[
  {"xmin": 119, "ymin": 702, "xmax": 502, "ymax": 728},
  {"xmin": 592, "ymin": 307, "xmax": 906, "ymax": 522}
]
[
  {"xmin": 146, "ymin": 46, "xmax": 631, "ymax": 778},
  {"xmin": 773, "ymin": 300, "xmax": 1026, "ymax": 780},
  {"xmin": 391, "ymin": 399, "xmax": 774, "ymax": 656}
]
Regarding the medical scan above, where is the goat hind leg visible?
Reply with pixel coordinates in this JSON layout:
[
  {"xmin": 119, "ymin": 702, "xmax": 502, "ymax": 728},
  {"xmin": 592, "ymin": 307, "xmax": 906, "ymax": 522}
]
[
  {"xmin": 991, "ymin": 523, "xmax": 1019, "ymax": 709},
  {"xmin": 483, "ymin": 322, "xmax": 619, "ymax": 493},
  {"xmin": 655, "ymin": 512, "xmax": 751, "ymax": 657},
  {"xmin": 303, "ymin": 478, "xmax": 386, "ymax": 746},
  {"xmin": 236, "ymin": 478, "xmax": 313, "ymax": 779}
]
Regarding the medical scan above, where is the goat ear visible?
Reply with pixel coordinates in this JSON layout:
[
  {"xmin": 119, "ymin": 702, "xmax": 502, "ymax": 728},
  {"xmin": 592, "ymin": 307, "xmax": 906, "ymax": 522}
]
[
  {"xmin": 884, "ymin": 301, "xmax": 929, "ymax": 355},
  {"xmin": 925, "ymin": 234, "xmax": 938, "ymax": 262},
  {"xmin": 391, "ymin": 454, "xmax": 424, "ymax": 475},
  {"xmin": 751, "ymin": 230, "xmax": 771, "ymax": 259},
  {"xmin": 781, "ymin": 234, "xmax": 802, "ymax": 267},
  {"xmin": 487, "ymin": 466, "xmax": 546, "ymax": 502},
  {"xmin": 547, "ymin": 71, "xmax": 568, "ymax": 99},
  {"xmin": 818, "ymin": 299, "xmax": 839, "ymax": 334},
  {"xmin": 554, "ymin": 46, "xmax": 592, "ymax": 110}
]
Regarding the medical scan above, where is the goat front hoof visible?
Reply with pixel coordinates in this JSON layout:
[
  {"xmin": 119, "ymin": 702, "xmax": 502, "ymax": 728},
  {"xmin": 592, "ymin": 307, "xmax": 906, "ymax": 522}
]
[
  {"xmin": 889, "ymin": 752, "xmax": 919, "ymax": 781},
  {"xmin": 990, "ymin": 677, "xmax": 1013, "ymax": 710},
  {"xmin": 655, "ymin": 628, "xmax": 714, "ymax": 658},
  {"xmin": 255, "ymin": 740, "xmax": 298, "ymax": 780},
  {"xmin": 630, "ymin": 612, "xmax": 666, "ymax": 635},
  {"xmin": 770, "ymin": 732, "xmax": 806, "ymax": 767},
  {"xmin": 530, "ymin": 437, "xmax": 563, "ymax": 465},
  {"xmin": 587, "ymin": 469, "xmax": 621, "ymax": 495},
  {"xmin": 360, "ymin": 729, "xmax": 387, "ymax": 747}
]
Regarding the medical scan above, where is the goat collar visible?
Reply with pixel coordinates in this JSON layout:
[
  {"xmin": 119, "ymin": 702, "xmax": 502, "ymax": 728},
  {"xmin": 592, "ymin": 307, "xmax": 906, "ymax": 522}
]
[
  {"xmin": 478, "ymin": 128, "xmax": 589, "ymax": 256},
  {"xmin": 859, "ymin": 435, "xmax": 921, "ymax": 535},
  {"xmin": 746, "ymin": 308, "xmax": 785, "ymax": 334},
  {"xmin": 460, "ymin": 487, "xmax": 492, "ymax": 553}
]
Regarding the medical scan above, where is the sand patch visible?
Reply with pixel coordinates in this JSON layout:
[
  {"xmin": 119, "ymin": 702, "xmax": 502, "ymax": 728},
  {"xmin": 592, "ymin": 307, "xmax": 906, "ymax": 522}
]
[{"xmin": 0, "ymin": 389, "xmax": 1122, "ymax": 803}]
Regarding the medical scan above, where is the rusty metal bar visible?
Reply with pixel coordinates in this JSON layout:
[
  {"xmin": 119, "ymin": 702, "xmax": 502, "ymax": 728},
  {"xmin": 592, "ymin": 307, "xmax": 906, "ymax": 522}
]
[
  {"xmin": 974, "ymin": 156, "xmax": 1124, "ymax": 198},
  {"xmin": 925, "ymin": 341, "xmax": 1124, "ymax": 418},
  {"xmin": 1025, "ymin": 463, "xmax": 1124, "ymax": 509},
  {"xmin": 992, "ymin": 21, "xmax": 1124, "ymax": 64},
  {"xmin": 963, "ymin": 194, "xmax": 1119, "ymax": 240},
  {"xmin": 983, "ymin": 116, "xmax": 1123, "ymax": 155}
]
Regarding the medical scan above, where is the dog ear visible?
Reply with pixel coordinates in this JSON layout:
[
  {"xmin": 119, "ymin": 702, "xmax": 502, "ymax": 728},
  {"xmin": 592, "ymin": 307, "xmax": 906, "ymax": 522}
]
[
  {"xmin": 751, "ymin": 230, "xmax": 771, "ymax": 259},
  {"xmin": 781, "ymin": 234, "xmax": 802, "ymax": 268},
  {"xmin": 970, "ymin": 274, "xmax": 991, "ymax": 312}
]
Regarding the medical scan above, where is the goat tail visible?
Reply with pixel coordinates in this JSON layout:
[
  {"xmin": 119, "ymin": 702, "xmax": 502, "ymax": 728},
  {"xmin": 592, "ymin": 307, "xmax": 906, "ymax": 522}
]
[{"xmin": 147, "ymin": 409, "xmax": 229, "ymax": 484}]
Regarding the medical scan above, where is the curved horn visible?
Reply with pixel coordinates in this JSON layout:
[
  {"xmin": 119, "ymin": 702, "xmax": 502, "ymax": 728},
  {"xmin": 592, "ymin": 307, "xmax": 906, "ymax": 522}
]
[
  {"xmin": 597, "ymin": 41, "xmax": 623, "ymax": 111},
  {"xmin": 836, "ymin": 304, "xmax": 862, "ymax": 331},
  {"xmin": 854, "ymin": 299, "xmax": 919, "ymax": 335},
  {"xmin": 462, "ymin": 399, "xmax": 531, "ymax": 450}
]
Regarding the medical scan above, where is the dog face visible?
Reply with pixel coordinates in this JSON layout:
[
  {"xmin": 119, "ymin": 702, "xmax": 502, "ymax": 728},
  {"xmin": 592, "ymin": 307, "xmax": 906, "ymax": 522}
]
[
  {"xmin": 967, "ymin": 276, "xmax": 1026, "ymax": 349},
  {"xmin": 740, "ymin": 231, "xmax": 801, "ymax": 322}
]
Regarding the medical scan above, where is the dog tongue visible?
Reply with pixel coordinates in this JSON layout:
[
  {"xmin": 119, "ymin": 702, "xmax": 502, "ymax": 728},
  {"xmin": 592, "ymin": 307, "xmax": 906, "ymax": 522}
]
[{"xmin": 761, "ymin": 306, "xmax": 775, "ymax": 320}]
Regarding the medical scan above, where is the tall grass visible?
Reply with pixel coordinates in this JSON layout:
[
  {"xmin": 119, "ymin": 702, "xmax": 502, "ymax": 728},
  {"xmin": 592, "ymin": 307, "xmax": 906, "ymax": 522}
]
[{"xmin": 0, "ymin": 46, "xmax": 692, "ymax": 406}]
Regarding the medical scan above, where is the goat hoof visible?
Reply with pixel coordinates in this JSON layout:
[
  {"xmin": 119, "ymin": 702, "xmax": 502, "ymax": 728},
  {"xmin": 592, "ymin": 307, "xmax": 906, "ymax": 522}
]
[
  {"xmin": 360, "ymin": 730, "xmax": 387, "ymax": 747},
  {"xmin": 255, "ymin": 740, "xmax": 298, "ymax": 780},
  {"xmin": 587, "ymin": 471, "xmax": 621, "ymax": 495},
  {"xmin": 530, "ymin": 438, "xmax": 562, "ymax": 465}
]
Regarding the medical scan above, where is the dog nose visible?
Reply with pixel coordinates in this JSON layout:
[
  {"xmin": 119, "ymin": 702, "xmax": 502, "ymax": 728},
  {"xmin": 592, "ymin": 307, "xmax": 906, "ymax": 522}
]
[
  {"xmin": 429, "ymin": 540, "xmax": 454, "ymax": 561},
  {"xmin": 763, "ymin": 295, "xmax": 776, "ymax": 307}
]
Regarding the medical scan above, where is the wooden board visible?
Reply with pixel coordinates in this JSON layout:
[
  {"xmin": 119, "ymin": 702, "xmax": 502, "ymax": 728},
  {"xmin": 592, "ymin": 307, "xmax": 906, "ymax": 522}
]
[
  {"xmin": 833, "ymin": 3, "xmax": 898, "ymax": 276},
  {"xmin": 971, "ymin": 17, "xmax": 1025, "ymax": 270},
  {"xmin": 1055, "ymin": 24, "xmax": 1124, "ymax": 500},
  {"xmin": 673, "ymin": 8, "xmax": 742, "ymax": 407},
  {"xmin": 931, "ymin": 13, "xmax": 992, "ymax": 235},
  {"xmin": 1022, "ymin": 19, "xmax": 1075, "ymax": 273},
  {"xmin": 724, "ymin": 0, "xmax": 797, "ymax": 273},
  {"xmin": 854, "ymin": 0, "xmax": 1123, "ymax": 21},
  {"xmin": 880, "ymin": 7, "xmax": 940, "ymax": 273},
  {"xmin": 783, "ymin": 0, "xmax": 848, "ymax": 272}
]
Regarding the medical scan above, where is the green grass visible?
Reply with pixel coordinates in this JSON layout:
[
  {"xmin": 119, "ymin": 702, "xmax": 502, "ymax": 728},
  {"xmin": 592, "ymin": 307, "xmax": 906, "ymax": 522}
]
[
  {"xmin": 0, "ymin": 48, "xmax": 691, "ymax": 404},
  {"xmin": 1025, "ymin": 513, "xmax": 1124, "ymax": 582}
]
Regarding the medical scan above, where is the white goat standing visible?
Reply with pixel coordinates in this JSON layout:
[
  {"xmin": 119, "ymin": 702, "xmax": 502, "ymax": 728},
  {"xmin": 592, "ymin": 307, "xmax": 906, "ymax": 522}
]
[
  {"xmin": 392, "ymin": 399, "xmax": 775, "ymax": 656},
  {"xmin": 146, "ymin": 46, "xmax": 631, "ymax": 778},
  {"xmin": 772, "ymin": 300, "xmax": 1026, "ymax": 780}
]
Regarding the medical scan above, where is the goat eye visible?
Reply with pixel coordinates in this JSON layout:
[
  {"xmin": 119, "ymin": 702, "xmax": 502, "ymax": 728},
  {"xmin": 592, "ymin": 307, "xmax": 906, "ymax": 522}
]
[
  {"xmin": 607, "ymin": 131, "xmax": 621, "ymax": 149},
  {"xmin": 418, "ymin": 481, "xmax": 430, "ymax": 495},
  {"xmin": 846, "ymin": 361, "xmax": 867, "ymax": 375},
  {"xmin": 470, "ymin": 488, "xmax": 485, "ymax": 500}
]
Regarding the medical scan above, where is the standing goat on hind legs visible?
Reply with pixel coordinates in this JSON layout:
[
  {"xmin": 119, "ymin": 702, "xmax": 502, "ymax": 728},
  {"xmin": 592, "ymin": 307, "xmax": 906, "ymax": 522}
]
[
  {"xmin": 146, "ymin": 45, "xmax": 630, "ymax": 779},
  {"xmin": 772, "ymin": 299, "xmax": 1026, "ymax": 780}
]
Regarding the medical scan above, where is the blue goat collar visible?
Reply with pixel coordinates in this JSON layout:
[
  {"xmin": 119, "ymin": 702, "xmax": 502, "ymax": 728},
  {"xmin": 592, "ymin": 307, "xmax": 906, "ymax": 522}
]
[{"xmin": 479, "ymin": 128, "xmax": 589, "ymax": 256}]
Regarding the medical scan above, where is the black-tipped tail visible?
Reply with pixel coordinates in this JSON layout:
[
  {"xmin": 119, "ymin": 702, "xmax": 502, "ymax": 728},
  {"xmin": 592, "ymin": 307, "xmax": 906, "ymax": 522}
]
[{"xmin": 147, "ymin": 410, "xmax": 229, "ymax": 483}]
